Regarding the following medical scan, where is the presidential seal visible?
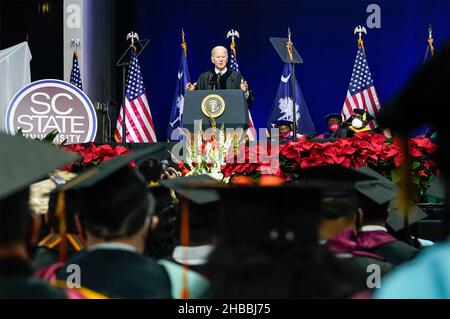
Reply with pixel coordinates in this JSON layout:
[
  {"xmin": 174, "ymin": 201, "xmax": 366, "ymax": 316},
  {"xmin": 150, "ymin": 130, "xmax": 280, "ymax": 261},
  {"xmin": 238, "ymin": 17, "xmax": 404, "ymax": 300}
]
[{"xmin": 201, "ymin": 94, "xmax": 225, "ymax": 118}]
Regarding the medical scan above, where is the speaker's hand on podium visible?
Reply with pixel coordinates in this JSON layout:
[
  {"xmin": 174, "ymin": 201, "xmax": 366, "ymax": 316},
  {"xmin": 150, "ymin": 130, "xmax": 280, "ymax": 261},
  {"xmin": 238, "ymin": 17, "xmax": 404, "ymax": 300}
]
[
  {"xmin": 240, "ymin": 79, "xmax": 249, "ymax": 92},
  {"xmin": 186, "ymin": 82, "xmax": 197, "ymax": 91},
  {"xmin": 241, "ymin": 79, "xmax": 250, "ymax": 99}
]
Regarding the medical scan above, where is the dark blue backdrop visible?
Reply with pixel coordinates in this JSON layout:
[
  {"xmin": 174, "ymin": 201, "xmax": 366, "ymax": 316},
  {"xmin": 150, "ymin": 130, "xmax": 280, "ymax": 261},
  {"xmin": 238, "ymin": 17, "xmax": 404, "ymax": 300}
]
[{"xmin": 123, "ymin": 0, "xmax": 449, "ymax": 140}]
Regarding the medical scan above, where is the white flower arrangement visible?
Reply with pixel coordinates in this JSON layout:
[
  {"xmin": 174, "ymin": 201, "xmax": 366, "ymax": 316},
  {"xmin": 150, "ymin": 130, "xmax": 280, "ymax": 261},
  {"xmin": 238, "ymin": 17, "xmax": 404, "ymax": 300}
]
[{"xmin": 173, "ymin": 120, "xmax": 242, "ymax": 182}]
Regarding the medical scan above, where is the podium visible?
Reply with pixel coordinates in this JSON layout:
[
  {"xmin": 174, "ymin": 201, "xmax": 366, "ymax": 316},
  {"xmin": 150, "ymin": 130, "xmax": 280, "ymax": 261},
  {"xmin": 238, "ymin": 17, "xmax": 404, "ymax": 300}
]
[{"xmin": 183, "ymin": 89, "xmax": 249, "ymax": 131}]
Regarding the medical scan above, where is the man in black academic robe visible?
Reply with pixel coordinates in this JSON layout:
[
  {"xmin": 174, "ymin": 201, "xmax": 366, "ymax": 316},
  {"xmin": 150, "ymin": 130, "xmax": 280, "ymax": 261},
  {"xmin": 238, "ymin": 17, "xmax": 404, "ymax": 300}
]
[
  {"xmin": 335, "ymin": 109, "xmax": 373, "ymax": 138},
  {"xmin": 52, "ymin": 162, "xmax": 172, "ymax": 298},
  {"xmin": 187, "ymin": 46, "xmax": 254, "ymax": 107}
]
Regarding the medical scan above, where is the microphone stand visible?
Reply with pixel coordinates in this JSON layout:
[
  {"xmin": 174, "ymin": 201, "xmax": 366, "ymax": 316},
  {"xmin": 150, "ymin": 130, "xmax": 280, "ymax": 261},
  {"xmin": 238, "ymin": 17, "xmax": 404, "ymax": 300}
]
[{"xmin": 269, "ymin": 28, "xmax": 303, "ymax": 142}]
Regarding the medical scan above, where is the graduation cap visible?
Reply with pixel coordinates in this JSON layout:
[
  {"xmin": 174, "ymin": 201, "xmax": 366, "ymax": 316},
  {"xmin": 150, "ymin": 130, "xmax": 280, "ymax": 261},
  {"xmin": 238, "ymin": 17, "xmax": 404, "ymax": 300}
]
[
  {"xmin": 214, "ymin": 185, "xmax": 323, "ymax": 247},
  {"xmin": 386, "ymin": 201, "xmax": 427, "ymax": 232},
  {"xmin": 324, "ymin": 113, "xmax": 342, "ymax": 122},
  {"xmin": 160, "ymin": 175, "xmax": 222, "ymax": 230},
  {"xmin": 354, "ymin": 167, "xmax": 427, "ymax": 231},
  {"xmin": 159, "ymin": 175, "xmax": 221, "ymax": 205},
  {"xmin": 0, "ymin": 133, "xmax": 80, "ymax": 200},
  {"xmin": 62, "ymin": 145, "xmax": 165, "ymax": 190},
  {"xmin": 0, "ymin": 133, "xmax": 79, "ymax": 246},
  {"xmin": 354, "ymin": 167, "xmax": 396, "ymax": 205},
  {"xmin": 353, "ymin": 108, "xmax": 374, "ymax": 121},
  {"xmin": 272, "ymin": 119, "xmax": 293, "ymax": 127}
]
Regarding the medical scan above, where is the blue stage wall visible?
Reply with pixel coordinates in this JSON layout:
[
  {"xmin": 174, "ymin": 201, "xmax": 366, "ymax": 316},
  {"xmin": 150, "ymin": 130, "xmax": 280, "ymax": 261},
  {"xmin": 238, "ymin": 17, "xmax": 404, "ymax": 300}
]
[{"xmin": 120, "ymin": 1, "xmax": 450, "ymax": 140}]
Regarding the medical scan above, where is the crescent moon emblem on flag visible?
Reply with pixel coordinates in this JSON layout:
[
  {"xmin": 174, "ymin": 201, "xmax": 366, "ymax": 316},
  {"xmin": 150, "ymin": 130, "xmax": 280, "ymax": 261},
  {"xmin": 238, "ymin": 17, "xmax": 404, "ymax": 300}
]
[{"xmin": 281, "ymin": 73, "xmax": 291, "ymax": 83}]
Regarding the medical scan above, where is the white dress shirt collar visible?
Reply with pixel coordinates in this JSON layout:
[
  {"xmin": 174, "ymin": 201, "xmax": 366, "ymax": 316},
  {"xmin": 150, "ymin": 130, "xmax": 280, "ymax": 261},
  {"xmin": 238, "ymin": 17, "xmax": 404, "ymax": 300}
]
[
  {"xmin": 215, "ymin": 67, "xmax": 227, "ymax": 75},
  {"xmin": 359, "ymin": 225, "xmax": 388, "ymax": 233}
]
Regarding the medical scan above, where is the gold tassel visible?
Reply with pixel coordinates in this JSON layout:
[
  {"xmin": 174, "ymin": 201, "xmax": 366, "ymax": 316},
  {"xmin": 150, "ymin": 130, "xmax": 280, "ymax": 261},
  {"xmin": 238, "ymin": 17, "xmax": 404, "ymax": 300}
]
[
  {"xmin": 358, "ymin": 38, "xmax": 365, "ymax": 54},
  {"xmin": 180, "ymin": 198, "xmax": 190, "ymax": 299},
  {"xmin": 56, "ymin": 192, "xmax": 68, "ymax": 263}
]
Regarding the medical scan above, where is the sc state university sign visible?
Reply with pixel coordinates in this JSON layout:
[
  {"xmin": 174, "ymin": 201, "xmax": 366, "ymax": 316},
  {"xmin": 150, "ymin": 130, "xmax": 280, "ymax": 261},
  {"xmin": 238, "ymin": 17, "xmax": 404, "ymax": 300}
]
[{"xmin": 5, "ymin": 79, "xmax": 97, "ymax": 144}]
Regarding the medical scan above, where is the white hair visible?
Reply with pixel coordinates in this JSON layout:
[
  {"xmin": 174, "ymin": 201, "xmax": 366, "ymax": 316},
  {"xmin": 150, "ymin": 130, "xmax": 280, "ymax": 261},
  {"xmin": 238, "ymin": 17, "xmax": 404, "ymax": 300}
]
[{"xmin": 211, "ymin": 46, "xmax": 228, "ymax": 57}]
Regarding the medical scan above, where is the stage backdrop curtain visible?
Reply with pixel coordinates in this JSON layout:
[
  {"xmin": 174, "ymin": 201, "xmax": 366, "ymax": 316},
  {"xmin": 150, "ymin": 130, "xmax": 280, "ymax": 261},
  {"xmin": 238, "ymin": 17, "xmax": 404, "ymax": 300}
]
[{"xmin": 0, "ymin": 41, "xmax": 32, "ymax": 132}]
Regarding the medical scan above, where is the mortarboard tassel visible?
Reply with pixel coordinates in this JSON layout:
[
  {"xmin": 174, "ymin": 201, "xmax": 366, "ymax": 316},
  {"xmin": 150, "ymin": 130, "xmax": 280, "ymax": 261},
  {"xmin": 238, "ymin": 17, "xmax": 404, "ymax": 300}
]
[
  {"xmin": 180, "ymin": 198, "xmax": 190, "ymax": 299},
  {"xmin": 56, "ymin": 169, "xmax": 97, "ymax": 264},
  {"xmin": 56, "ymin": 192, "xmax": 68, "ymax": 263}
]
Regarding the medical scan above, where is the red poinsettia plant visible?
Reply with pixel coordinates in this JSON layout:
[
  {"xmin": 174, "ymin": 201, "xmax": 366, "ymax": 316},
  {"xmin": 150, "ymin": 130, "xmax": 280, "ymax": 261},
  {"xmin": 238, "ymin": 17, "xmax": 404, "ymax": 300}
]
[
  {"xmin": 222, "ymin": 133, "xmax": 439, "ymax": 197},
  {"xmin": 62, "ymin": 143, "xmax": 131, "ymax": 172}
]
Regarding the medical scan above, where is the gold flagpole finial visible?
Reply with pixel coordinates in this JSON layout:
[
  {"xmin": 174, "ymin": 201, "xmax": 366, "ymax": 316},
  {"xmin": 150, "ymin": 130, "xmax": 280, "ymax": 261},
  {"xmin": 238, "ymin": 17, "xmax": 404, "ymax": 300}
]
[
  {"xmin": 70, "ymin": 39, "xmax": 81, "ymax": 56},
  {"xmin": 353, "ymin": 25, "xmax": 367, "ymax": 53},
  {"xmin": 427, "ymin": 25, "xmax": 435, "ymax": 57},
  {"xmin": 286, "ymin": 27, "xmax": 293, "ymax": 62},
  {"xmin": 227, "ymin": 29, "xmax": 240, "ymax": 56},
  {"xmin": 126, "ymin": 31, "xmax": 139, "ymax": 51},
  {"xmin": 181, "ymin": 28, "xmax": 187, "ymax": 57}
]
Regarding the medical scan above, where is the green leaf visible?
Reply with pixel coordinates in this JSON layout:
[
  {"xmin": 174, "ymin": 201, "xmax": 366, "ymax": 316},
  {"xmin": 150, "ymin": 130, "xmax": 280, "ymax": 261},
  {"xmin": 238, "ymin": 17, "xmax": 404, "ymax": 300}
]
[
  {"xmin": 42, "ymin": 129, "xmax": 59, "ymax": 143},
  {"xmin": 16, "ymin": 128, "xmax": 24, "ymax": 136},
  {"xmin": 391, "ymin": 168, "xmax": 402, "ymax": 183},
  {"xmin": 412, "ymin": 161, "xmax": 421, "ymax": 170}
]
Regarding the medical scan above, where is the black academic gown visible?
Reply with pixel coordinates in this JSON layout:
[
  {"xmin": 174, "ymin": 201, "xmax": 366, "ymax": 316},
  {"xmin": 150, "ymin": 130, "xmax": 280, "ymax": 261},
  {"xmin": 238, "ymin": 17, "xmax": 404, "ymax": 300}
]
[
  {"xmin": 0, "ymin": 257, "xmax": 67, "ymax": 298},
  {"xmin": 195, "ymin": 69, "xmax": 254, "ymax": 107},
  {"xmin": 354, "ymin": 229, "xmax": 419, "ymax": 265},
  {"xmin": 55, "ymin": 249, "xmax": 172, "ymax": 298},
  {"xmin": 335, "ymin": 255, "xmax": 393, "ymax": 291},
  {"xmin": 369, "ymin": 240, "xmax": 419, "ymax": 265}
]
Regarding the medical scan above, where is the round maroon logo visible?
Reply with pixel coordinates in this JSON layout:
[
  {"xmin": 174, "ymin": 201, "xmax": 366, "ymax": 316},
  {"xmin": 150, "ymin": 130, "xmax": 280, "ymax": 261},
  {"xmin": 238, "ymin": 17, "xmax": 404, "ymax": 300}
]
[{"xmin": 6, "ymin": 79, "xmax": 97, "ymax": 144}]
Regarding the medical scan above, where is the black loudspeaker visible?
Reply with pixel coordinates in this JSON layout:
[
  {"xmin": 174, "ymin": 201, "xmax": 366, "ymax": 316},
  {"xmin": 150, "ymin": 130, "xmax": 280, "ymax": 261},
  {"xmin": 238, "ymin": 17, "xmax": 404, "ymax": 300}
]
[
  {"xmin": 416, "ymin": 203, "xmax": 447, "ymax": 242},
  {"xmin": 95, "ymin": 102, "xmax": 119, "ymax": 144}
]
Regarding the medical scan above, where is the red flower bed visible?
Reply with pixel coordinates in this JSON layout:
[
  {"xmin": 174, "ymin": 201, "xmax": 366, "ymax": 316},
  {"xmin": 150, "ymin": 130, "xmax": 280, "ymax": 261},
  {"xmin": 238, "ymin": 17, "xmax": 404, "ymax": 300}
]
[
  {"xmin": 222, "ymin": 133, "xmax": 439, "ymax": 196},
  {"xmin": 63, "ymin": 143, "xmax": 130, "ymax": 172}
]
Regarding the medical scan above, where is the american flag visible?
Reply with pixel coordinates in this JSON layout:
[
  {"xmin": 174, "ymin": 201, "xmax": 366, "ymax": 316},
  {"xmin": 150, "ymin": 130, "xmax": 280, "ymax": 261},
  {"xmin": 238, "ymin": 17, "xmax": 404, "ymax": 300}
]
[
  {"xmin": 229, "ymin": 42, "xmax": 256, "ymax": 140},
  {"xmin": 341, "ymin": 45, "xmax": 381, "ymax": 129},
  {"xmin": 70, "ymin": 52, "xmax": 82, "ymax": 90},
  {"xmin": 115, "ymin": 49, "xmax": 157, "ymax": 143}
]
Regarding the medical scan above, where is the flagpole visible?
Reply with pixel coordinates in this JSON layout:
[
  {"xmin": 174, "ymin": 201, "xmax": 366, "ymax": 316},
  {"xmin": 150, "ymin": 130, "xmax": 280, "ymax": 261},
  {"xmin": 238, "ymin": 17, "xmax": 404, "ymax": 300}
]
[
  {"xmin": 121, "ymin": 65, "xmax": 127, "ymax": 146},
  {"xmin": 122, "ymin": 32, "xmax": 139, "ymax": 146},
  {"xmin": 286, "ymin": 28, "xmax": 297, "ymax": 142}
]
